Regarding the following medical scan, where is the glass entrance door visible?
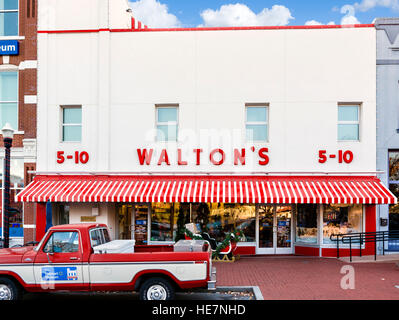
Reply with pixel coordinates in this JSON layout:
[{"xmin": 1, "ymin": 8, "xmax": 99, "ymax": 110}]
[
  {"xmin": 275, "ymin": 206, "xmax": 293, "ymax": 254},
  {"xmin": 258, "ymin": 206, "xmax": 275, "ymax": 254},
  {"xmin": 257, "ymin": 205, "xmax": 293, "ymax": 254},
  {"xmin": 133, "ymin": 205, "xmax": 149, "ymax": 245}
]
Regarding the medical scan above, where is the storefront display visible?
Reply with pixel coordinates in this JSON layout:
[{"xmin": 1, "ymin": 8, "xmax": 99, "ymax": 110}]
[
  {"xmin": 295, "ymin": 204, "xmax": 318, "ymax": 244},
  {"xmin": 323, "ymin": 204, "xmax": 363, "ymax": 244}
]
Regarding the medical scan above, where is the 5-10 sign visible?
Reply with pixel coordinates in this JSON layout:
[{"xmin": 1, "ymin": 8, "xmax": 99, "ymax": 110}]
[
  {"xmin": 57, "ymin": 151, "xmax": 90, "ymax": 164},
  {"xmin": 318, "ymin": 150, "xmax": 354, "ymax": 164}
]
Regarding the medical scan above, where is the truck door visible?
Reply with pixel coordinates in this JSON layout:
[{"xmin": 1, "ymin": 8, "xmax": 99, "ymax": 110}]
[{"xmin": 33, "ymin": 230, "xmax": 87, "ymax": 290}]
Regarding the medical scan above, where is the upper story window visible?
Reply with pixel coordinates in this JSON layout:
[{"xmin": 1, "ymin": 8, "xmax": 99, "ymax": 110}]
[
  {"xmin": 338, "ymin": 104, "xmax": 360, "ymax": 141},
  {"xmin": 0, "ymin": 0, "xmax": 18, "ymax": 37},
  {"xmin": 62, "ymin": 106, "xmax": 82, "ymax": 142},
  {"xmin": 156, "ymin": 105, "xmax": 178, "ymax": 142},
  {"xmin": 0, "ymin": 71, "xmax": 18, "ymax": 130},
  {"xmin": 245, "ymin": 104, "xmax": 269, "ymax": 142}
]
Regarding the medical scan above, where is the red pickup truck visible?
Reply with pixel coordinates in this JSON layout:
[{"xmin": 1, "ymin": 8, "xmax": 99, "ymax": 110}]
[{"xmin": 0, "ymin": 223, "xmax": 216, "ymax": 300}]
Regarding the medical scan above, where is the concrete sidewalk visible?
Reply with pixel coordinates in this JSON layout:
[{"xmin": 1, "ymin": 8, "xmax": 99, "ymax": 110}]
[
  {"xmin": 214, "ymin": 255, "xmax": 399, "ymax": 300},
  {"xmin": 339, "ymin": 254, "xmax": 399, "ymax": 264}
]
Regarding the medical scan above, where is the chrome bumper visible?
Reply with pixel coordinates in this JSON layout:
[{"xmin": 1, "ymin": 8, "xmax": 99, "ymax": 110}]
[{"xmin": 207, "ymin": 267, "xmax": 217, "ymax": 290}]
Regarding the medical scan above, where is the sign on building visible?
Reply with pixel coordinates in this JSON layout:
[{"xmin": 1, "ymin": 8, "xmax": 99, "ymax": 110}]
[{"xmin": 0, "ymin": 40, "xmax": 19, "ymax": 55}]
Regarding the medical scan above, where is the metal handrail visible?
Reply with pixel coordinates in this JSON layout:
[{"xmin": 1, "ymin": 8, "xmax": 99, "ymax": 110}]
[{"xmin": 330, "ymin": 230, "xmax": 399, "ymax": 262}]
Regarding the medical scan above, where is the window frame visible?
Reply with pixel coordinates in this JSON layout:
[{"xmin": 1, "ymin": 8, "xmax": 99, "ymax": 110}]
[
  {"xmin": 61, "ymin": 105, "xmax": 82, "ymax": 143},
  {"xmin": 0, "ymin": 0, "xmax": 19, "ymax": 37},
  {"xmin": 0, "ymin": 70, "xmax": 19, "ymax": 131},
  {"xmin": 42, "ymin": 231, "xmax": 81, "ymax": 254},
  {"xmin": 321, "ymin": 204, "xmax": 365, "ymax": 247},
  {"xmin": 89, "ymin": 227, "xmax": 111, "ymax": 248},
  {"xmin": 337, "ymin": 103, "xmax": 361, "ymax": 142},
  {"xmin": 155, "ymin": 104, "xmax": 179, "ymax": 142},
  {"xmin": 388, "ymin": 149, "xmax": 399, "ymax": 184},
  {"xmin": 245, "ymin": 103, "xmax": 269, "ymax": 143}
]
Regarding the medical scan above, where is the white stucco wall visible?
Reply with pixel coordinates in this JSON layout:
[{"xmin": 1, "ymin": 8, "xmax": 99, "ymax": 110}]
[{"xmin": 37, "ymin": 0, "xmax": 377, "ymax": 175}]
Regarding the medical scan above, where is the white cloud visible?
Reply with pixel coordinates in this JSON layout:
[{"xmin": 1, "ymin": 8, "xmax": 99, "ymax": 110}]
[
  {"xmin": 353, "ymin": 0, "xmax": 399, "ymax": 11},
  {"xmin": 305, "ymin": 20, "xmax": 336, "ymax": 26},
  {"xmin": 340, "ymin": 4, "xmax": 361, "ymax": 24},
  {"xmin": 199, "ymin": 3, "xmax": 294, "ymax": 27},
  {"xmin": 338, "ymin": 0, "xmax": 399, "ymax": 26},
  {"xmin": 305, "ymin": 20, "xmax": 322, "ymax": 25},
  {"xmin": 129, "ymin": 0, "xmax": 181, "ymax": 28}
]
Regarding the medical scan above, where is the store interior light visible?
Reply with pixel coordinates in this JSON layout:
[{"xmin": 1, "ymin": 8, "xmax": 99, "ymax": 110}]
[{"xmin": 1, "ymin": 123, "xmax": 14, "ymax": 140}]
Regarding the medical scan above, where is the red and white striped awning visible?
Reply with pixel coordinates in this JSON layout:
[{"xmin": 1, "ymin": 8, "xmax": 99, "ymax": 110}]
[{"xmin": 15, "ymin": 175, "xmax": 397, "ymax": 204}]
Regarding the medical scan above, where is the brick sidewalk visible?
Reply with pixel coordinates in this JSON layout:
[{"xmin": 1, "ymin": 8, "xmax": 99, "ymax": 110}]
[{"xmin": 214, "ymin": 256, "xmax": 399, "ymax": 300}]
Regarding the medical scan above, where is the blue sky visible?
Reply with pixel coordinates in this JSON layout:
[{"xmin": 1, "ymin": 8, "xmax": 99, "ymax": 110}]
[{"xmin": 128, "ymin": 0, "xmax": 399, "ymax": 28}]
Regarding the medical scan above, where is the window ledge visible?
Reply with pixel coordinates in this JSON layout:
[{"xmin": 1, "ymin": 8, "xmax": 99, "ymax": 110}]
[{"xmin": 0, "ymin": 36, "xmax": 25, "ymax": 40}]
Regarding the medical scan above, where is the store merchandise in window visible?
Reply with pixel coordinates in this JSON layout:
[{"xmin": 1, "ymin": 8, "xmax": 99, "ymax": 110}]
[{"xmin": 323, "ymin": 204, "xmax": 363, "ymax": 244}]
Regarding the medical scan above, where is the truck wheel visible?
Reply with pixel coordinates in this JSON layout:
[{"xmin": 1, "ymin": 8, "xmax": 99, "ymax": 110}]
[
  {"xmin": 139, "ymin": 277, "xmax": 175, "ymax": 301},
  {"xmin": 0, "ymin": 278, "xmax": 22, "ymax": 301}
]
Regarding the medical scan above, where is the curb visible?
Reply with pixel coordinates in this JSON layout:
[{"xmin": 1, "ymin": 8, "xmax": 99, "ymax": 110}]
[{"xmin": 216, "ymin": 286, "xmax": 264, "ymax": 300}]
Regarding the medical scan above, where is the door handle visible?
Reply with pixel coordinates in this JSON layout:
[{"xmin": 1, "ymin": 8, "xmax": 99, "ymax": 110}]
[{"xmin": 70, "ymin": 257, "xmax": 79, "ymax": 261}]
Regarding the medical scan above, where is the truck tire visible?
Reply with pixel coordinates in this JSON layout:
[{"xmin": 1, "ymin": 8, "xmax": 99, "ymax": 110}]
[
  {"xmin": 0, "ymin": 277, "xmax": 22, "ymax": 301},
  {"xmin": 139, "ymin": 277, "xmax": 175, "ymax": 301}
]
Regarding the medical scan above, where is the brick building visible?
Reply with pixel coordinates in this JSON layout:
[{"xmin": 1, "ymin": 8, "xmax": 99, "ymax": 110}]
[{"xmin": 0, "ymin": 0, "xmax": 37, "ymax": 245}]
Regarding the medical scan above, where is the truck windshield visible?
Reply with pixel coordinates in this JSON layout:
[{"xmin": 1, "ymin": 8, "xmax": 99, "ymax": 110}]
[
  {"xmin": 34, "ymin": 230, "xmax": 51, "ymax": 251},
  {"xmin": 90, "ymin": 228, "xmax": 111, "ymax": 247}
]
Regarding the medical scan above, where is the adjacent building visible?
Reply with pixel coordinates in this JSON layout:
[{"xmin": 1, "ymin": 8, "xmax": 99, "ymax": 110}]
[
  {"xmin": 0, "ymin": 0, "xmax": 37, "ymax": 246},
  {"xmin": 375, "ymin": 18, "xmax": 399, "ymax": 252},
  {"xmin": 15, "ymin": 0, "xmax": 397, "ymax": 257}
]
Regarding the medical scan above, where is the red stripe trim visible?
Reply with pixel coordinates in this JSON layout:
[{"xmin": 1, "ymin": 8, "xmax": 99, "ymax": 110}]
[{"xmin": 37, "ymin": 24, "xmax": 375, "ymax": 34}]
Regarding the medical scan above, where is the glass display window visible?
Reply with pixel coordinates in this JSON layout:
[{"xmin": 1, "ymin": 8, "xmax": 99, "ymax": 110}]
[
  {"xmin": 323, "ymin": 204, "xmax": 363, "ymax": 244},
  {"xmin": 295, "ymin": 204, "xmax": 318, "ymax": 244}
]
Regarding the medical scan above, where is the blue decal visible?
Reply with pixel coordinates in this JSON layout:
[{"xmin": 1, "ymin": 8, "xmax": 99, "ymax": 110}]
[
  {"xmin": 41, "ymin": 267, "xmax": 78, "ymax": 281},
  {"xmin": 0, "ymin": 40, "xmax": 19, "ymax": 55}
]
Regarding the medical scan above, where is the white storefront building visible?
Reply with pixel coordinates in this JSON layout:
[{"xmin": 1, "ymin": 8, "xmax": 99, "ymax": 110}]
[{"xmin": 16, "ymin": 0, "xmax": 396, "ymax": 257}]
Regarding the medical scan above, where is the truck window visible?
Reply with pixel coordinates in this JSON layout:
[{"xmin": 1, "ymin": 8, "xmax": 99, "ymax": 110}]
[
  {"xmin": 90, "ymin": 228, "xmax": 111, "ymax": 247},
  {"xmin": 43, "ymin": 232, "xmax": 79, "ymax": 253}
]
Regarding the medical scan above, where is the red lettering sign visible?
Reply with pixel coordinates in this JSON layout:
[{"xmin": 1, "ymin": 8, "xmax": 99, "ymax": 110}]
[
  {"xmin": 157, "ymin": 149, "xmax": 170, "ymax": 166},
  {"xmin": 177, "ymin": 149, "xmax": 187, "ymax": 166},
  {"xmin": 56, "ymin": 151, "xmax": 90, "ymax": 164},
  {"xmin": 209, "ymin": 149, "xmax": 225, "ymax": 166},
  {"xmin": 258, "ymin": 148, "xmax": 269, "ymax": 166},
  {"xmin": 137, "ymin": 149, "xmax": 153, "ymax": 165},
  {"xmin": 234, "ymin": 149, "xmax": 246, "ymax": 165},
  {"xmin": 318, "ymin": 150, "xmax": 354, "ymax": 164}
]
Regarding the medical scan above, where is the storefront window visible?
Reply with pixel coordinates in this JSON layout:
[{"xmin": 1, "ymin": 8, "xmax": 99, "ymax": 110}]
[
  {"xmin": 58, "ymin": 204, "xmax": 70, "ymax": 225},
  {"xmin": 323, "ymin": 204, "xmax": 363, "ymax": 244},
  {"xmin": 117, "ymin": 205, "xmax": 132, "ymax": 240},
  {"xmin": 295, "ymin": 204, "xmax": 318, "ymax": 244},
  {"xmin": 192, "ymin": 203, "xmax": 255, "ymax": 243},
  {"xmin": 151, "ymin": 203, "xmax": 178, "ymax": 242},
  {"xmin": 388, "ymin": 151, "xmax": 399, "ymax": 250}
]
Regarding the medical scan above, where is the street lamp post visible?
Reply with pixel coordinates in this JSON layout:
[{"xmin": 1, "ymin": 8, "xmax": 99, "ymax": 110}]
[{"xmin": 2, "ymin": 123, "xmax": 14, "ymax": 249}]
